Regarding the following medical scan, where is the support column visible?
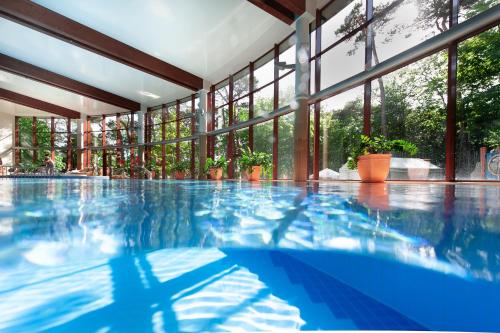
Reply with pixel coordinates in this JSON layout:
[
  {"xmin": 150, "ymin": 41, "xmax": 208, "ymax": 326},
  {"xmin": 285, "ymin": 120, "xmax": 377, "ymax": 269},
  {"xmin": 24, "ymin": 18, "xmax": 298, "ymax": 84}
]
[
  {"xmin": 67, "ymin": 117, "xmax": 72, "ymax": 170},
  {"xmin": 293, "ymin": 13, "xmax": 312, "ymax": 182},
  {"xmin": 161, "ymin": 105, "xmax": 167, "ymax": 179},
  {"xmin": 198, "ymin": 88, "xmax": 208, "ymax": 180},
  {"xmin": 130, "ymin": 112, "xmax": 135, "ymax": 177},
  {"xmin": 175, "ymin": 100, "xmax": 180, "ymax": 162},
  {"xmin": 445, "ymin": 0, "xmax": 459, "ymax": 181},
  {"xmin": 313, "ymin": 9, "xmax": 322, "ymax": 180},
  {"xmin": 227, "ymin": 75, "xmax": 235, "ymax": 179},
  {"xmin": 14, "ymin": 116, "xmax": 20, "ymax": 166},
  {"xmin": 273, "ymin": 44, "xmax": 279, "ymax": 180},
  {"xmin": 363, "ymin": 0, "xmax": 374, "ymax": 136},
  {"xmin": 51, "ymin": 117, "xmax": 55, "ymax": 161},
  {"xmin": 249, "ymin": 62, "xmax": 255, "ymax": 152},
  {"xmin": 116, "ymin": 113, "xmax": 124, "ymax": 167},
  {"xmin": 32, "ymin": 117, "xmax": 37, "ymax": 163},
  {"xmin": 190, "ymin": 94, "xmax": 196, "ymax": 178},
  {"xmin": 102, "ymin": 115, "xmax": 107, "ymax": 176}
]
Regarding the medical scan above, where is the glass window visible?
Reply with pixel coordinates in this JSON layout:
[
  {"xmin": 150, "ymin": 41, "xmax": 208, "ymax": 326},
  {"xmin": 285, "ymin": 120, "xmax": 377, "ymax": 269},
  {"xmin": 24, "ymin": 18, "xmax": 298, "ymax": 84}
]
[
  {"xmin": 253, "ymin": 120, "xmax": 273, "ymax": 179},
  {"xmin": 459, "ymin": 0, "xmax": 499, "ymax": 23},
  {"xmin": 321, "ymin": 0, "xmax": 366, "ymax": 49},
  {"xmin": 320, "ymin": 86, "xmax": 364, "ymax": 180},
  {"xmin": 235, "ymin": 97, "xmax": 250, "ymax": 123},
  {"xmin": 371, "ymin": 50, "xmax": 448, "ymax": 180},
  {"xmin": 254, "ymin": 57, "xmax": 274, "ymax": 89},
  {"xmin": 456, "ymin": 26, "xmax": 500, "ymax": 180},
  {"xmin": 371, "ymin": 0, "xmax": 448, "ymax": 63},
  {"xmin": 320, "ymin": 30, "xmax": 365, "ymax": 90},
  {"xmin": 278, "ymin": 113, "xmax": 294, "ymax": 179},
  {"xmin": 254, "ymin": 85, "xmax": 274, "ymax": 117}
]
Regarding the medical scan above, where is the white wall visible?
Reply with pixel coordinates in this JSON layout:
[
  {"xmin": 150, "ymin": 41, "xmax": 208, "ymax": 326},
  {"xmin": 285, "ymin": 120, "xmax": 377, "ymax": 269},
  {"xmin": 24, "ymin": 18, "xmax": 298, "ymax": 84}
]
[{"xmin": 0, "ymin": 111, "xmax": 14, "ymax": 165}]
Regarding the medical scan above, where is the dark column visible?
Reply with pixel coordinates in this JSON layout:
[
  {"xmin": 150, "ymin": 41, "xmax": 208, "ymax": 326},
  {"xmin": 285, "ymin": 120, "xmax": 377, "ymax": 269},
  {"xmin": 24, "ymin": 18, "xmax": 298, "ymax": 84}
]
[
  {"xmin": 161, "ymin": 105, "xmax": 166, "ymax": 179},
  {"xmin": 50, "ymin": 117, "xmax": 55, "ymax": 160},
  {"xmin": 67, "ymin": 117, "xmax": 72, "ymax": 170},
  {"xmin": 176, "ymin": 100, "xmax": 180, "ymax": 163},
  {"xmin": 14, "ymin": 116, "xmax": 20, "ymax": 166},
  {"xmin": 363, "ymin": 0, "xmax": 374, "ymax": 136},
  {"xmin": 130, "ymin": 112, "xmax": 135, "ymax": 178},
  {"xmin": 32, "ymin": 117, "xmax": 37, "ymax": 163},
  {"xmin": 227, "ymin": 75, "xmax": 235, "ymax": 178},
  {"xmin": 249, "ymin": 62, "xmax": 255, "ymax": 152},
  {"xmin": 313, "ymin": 9, "xmax": 322, "ymax": 180},
  {"xmin": 191, "ymin": 94, "xmax": 196, "ymax": 178},
  {"xmin": 101, "ymin": 115, "xmax": 107, "ymax": 176},
  {"xmin": 273, "ymin": 44, "xmax": 279, "ymax": 180},
  {"xmin": 445, "ymin": 0, "xmax": 459, "ymax": 181}
]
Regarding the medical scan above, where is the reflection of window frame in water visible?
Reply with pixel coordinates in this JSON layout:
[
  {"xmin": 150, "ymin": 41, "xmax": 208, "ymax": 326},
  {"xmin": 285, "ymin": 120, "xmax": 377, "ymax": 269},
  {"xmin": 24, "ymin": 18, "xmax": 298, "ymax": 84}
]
[{"xmin": 487, "ymin": 154, "xmax": 499, "ymax": 177}]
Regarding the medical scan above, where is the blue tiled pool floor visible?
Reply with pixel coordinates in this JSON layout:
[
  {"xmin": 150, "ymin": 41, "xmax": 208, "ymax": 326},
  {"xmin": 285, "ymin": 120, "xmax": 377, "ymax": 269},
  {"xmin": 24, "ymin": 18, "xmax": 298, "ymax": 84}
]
[
  {"xmin": 0, "ymin": 248, "xmax": 426, "ymax": 332},
  {"xmin": 226, "ymin": 249, "xmax": 426, "ymax": 331}
]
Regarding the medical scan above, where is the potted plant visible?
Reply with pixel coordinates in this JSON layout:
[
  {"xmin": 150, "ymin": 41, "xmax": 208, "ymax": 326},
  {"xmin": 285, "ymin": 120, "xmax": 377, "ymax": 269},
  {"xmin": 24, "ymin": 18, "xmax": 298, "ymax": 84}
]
[
  {"xmin": 172, "ymin": 160, "xmax": 189, "ymax": 180},
  {"xmin": 205, "ymin": 156, "xmax": 229, "ymax": 180},
  {"xmin": 240, "ymin": 148, "xmax": 271, "ymax": 181},
  {"xmin": 347, "ymin": 135, "xmax": 417, "ymax": 182}
]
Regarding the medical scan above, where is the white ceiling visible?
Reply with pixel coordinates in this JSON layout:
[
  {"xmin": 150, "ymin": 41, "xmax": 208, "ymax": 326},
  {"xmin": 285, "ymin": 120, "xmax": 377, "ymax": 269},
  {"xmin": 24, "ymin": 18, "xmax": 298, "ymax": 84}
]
[
  {"xmin": 0, "ymin": 99, "xmax": 54, "ymax": 118},
  {"xmin": 32, "ymin": 0, "xmax": 294, "ymax": 82},
  {"xmin": 0, "ymin": 0, "xmax": 297, "ymax": 117},
  {"xmin": 0, "ymin": 70, "xmax": 126, "ymax": 116}
]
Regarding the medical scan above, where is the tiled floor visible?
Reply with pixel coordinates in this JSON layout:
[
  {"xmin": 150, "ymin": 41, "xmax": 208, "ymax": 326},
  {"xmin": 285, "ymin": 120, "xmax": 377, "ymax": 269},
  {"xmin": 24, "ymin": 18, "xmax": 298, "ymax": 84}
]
[{"xmin": 269, "ymin": 251, "xmax": 426, "ymax": 330}]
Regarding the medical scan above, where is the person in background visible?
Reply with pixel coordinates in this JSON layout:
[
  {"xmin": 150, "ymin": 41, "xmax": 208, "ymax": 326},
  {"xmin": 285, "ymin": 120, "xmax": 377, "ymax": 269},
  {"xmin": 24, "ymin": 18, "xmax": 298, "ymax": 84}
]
[{"xmin": 44, "ymin": 155, "xmax": 55, "ymax": 175}]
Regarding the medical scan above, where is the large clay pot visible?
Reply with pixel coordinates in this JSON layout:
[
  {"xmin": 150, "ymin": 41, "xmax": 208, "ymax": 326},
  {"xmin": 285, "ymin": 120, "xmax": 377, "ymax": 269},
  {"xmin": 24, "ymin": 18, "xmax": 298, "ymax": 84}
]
[
  {"xmin": 357, "ymin": 154, "xmax": 391, "ymax": 183},
  {"xmin": 246, "ymin": 165, "xmax": 261, "ymax": 181},
  {"xmin": 175, "ymin": 171, "xmax": 185, "ymax": 180},
  {"xmin": 209, "ymin": 168, "xmax": 223, "ymax": 180}
]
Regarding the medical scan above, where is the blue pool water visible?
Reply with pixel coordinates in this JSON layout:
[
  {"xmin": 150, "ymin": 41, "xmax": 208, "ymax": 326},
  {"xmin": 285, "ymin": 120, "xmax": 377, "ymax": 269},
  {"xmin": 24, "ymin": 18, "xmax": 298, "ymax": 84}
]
[{"xmin": 0, "ymin": 179, "xmax": 498, "ymax": 332}]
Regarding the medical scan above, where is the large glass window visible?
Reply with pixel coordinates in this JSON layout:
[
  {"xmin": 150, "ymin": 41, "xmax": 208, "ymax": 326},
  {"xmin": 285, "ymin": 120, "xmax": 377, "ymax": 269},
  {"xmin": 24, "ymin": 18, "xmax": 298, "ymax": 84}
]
[
  {"xmin": 320, "ymin": 86, "xmax": 364, "ymax": 180},
  {"xmin": 456, "ymin": 25, "xmax": 500, "ymax": 180},
  {"xmin": 371, "ymin": 51, "xmax": 448, "ymax": 180}
]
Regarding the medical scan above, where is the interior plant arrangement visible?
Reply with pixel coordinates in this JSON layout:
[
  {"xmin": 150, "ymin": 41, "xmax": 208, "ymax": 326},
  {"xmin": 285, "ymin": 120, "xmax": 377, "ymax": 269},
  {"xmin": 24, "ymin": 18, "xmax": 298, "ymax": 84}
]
[
  {"xmin": 240, "ymin": 147, "xmax": 272, "ymax": 181},
  {"xmin": 347, "ymin": 135, "xmax": 418, "ymax": 182},
  {"xmin": 204, "ymin": 156, "xmax": 229, "ymax": 180},
  {"xmin": 172, "ymin": 160, "xmax": 189, "ymax": 180}
]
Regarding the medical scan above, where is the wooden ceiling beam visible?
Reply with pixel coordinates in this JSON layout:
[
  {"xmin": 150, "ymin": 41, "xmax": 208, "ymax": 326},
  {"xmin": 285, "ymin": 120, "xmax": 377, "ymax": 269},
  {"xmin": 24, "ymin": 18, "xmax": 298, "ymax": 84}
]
[
  {"xmin": 0, "ymin": 0, "xmax": 203, "ymax": 91},
  {"xmin": 0, "ymin": 88, "xmax": 80, "ymax": 119},
  {"xmin": 0, "ymin": 53, "xmax": 140, "ymax": 111},
  {"xmin": 247, "ymin": 0, "xmax": 305, "ymax": 24}
]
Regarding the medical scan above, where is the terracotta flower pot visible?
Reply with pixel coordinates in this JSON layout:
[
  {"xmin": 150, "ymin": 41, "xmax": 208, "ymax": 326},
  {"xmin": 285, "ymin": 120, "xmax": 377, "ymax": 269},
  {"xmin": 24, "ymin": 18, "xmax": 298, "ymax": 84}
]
[
  {"xmin": 209, "ymin": 167, "xmax": 223, "ymax": 180},
  {"xmin": 357, "ymin": 154, "xmax": 391, "ymax": 183},
  {"xmin": 175, "ymin": 171, "xmax": 185, "ymax": 180},
  {"xmin": 246, "ymin": 165, "xmax": 261, "ymax": 181}
]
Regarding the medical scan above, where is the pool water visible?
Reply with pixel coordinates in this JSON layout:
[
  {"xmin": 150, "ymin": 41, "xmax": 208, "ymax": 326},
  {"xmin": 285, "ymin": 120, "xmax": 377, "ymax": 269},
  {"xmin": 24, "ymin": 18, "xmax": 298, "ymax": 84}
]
[{"xmin": 0, "ymin": 179, "xmax": 498, "ymax": 332}]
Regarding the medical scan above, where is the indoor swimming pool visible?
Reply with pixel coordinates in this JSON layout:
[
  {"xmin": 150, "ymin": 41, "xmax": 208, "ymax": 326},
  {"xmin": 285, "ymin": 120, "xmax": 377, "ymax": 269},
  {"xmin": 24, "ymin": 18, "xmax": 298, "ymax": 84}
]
[{"xmin": 0, "ymin": 179, "xmax": 498, "ymax": 332}]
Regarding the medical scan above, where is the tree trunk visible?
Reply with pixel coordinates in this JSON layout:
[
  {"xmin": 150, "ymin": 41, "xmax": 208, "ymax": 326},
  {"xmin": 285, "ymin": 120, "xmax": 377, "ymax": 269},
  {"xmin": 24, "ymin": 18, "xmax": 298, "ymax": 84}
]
[{"xmin": 372, "ymin": 36, "xmax": 387, "ymax": 136}]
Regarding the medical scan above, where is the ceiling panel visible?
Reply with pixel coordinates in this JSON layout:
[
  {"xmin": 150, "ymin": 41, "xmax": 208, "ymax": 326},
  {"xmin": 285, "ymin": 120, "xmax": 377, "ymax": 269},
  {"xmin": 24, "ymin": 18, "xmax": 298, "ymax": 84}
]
[
  {"xmin": 0, "ymin": 99, "xmax": 54, "ymax": 117},
  {"xmin": 0, "ymin": 70, "xmax": 126, "ymax": 116},
  {"xmin": 32, "ymin": 0, "xmax": 294, "ymax": 83},
  {"xmin": 0, "ymin": 17, "xmax": 193, "ymax": 108}
]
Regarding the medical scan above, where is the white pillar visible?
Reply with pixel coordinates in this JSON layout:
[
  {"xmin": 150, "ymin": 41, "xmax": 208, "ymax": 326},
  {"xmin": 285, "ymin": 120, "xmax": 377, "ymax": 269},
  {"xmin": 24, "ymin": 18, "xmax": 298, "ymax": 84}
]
[
  {"xmin": 198, "ymin": 88, "xmax": 208, "ymax": 179},
  {"xmin": 293, "ymin": 13, "xmax": 313, "ymax": 182}
]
